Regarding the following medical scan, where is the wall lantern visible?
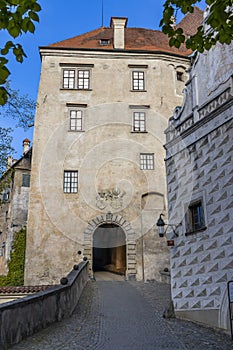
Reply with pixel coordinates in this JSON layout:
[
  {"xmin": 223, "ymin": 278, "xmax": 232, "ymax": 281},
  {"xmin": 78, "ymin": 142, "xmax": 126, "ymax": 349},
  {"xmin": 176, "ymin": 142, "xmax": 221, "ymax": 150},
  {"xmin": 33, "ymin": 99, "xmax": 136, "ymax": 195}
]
[
  {"xmin": 156, "ymin": 214, "xmax": 166, "ymax": 237},
  {"xmin": 156, "ymin": 213, "xmax": 181, "ymax": 245}
]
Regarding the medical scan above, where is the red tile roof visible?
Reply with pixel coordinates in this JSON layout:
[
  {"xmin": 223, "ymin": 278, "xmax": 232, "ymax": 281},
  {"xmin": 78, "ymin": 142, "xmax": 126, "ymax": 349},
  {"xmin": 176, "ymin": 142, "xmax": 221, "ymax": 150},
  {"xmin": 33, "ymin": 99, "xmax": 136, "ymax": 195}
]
[
  {"xmin": 176, "ymin": 7, "xmax": 204, "ymax": 36},
  {"xmin": 46, "ymin": 8, "xmax": 203, "ymax": 57},
  {"xmin": 0, "ymin": 285, "xmax": 55, "ymax": 294}
]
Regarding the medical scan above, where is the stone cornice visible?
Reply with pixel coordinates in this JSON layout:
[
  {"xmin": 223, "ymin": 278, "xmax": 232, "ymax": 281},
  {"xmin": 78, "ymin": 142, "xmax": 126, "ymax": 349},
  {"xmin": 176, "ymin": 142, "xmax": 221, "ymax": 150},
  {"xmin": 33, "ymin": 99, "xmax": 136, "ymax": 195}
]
[
  {"xmin": 39, "ymin": 47, "xmax": 190, "ymax": 64},
  {"xmin": 164, "ymin": 99, "xmax": 233, "ymax": 158}
]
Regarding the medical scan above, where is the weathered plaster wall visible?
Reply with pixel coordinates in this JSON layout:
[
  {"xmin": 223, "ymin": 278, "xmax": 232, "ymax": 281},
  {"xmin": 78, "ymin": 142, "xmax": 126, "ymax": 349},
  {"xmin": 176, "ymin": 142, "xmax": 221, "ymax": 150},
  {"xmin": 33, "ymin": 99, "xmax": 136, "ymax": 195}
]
[{"xmin": 25, "ymin": 49, "xmax": 189, "ymax": 284}]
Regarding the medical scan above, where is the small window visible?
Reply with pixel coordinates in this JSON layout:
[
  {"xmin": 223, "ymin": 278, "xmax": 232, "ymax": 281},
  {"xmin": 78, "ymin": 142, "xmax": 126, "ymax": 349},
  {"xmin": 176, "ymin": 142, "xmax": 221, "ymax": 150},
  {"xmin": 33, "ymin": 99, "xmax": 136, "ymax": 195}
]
[
  {"xmin": 2, "ymin": 189, "xmax": 10, "ymax": 202},
  {"xmin": 64, "ymin": 171, "xmax": 78, "ymax": 193},
  {"xmin": 186, "ymin": 200, "xmax": 205, "ymax": 233},
  {"xmin": 63, "ymin": 69, "xmax": 75, "ymax": 89},
  {"xmin": 132, "ymin": 71, "xmax": 145, "ymax": 91},
  {"xmin": 77, "ymin": 70, "xmax": 90, "ymax": 90},
  {"xmin": 140, "ymin": 153, "xmax": 154, "ymax": 170},
  {"xmin": 100, "ymin": 39, "xmax": 110, "ymax": 45},
  {"xmin": 176, "ymin": 71, "xmax": 184, "ymax": 82},
  {"xmin": 70, "ymin": 110, "xmax": 83, "ymax": 131},
  {"xmin": 133, "ymin": 112, "xmax": 146, "ymax": 132},
  {"xmin": 22, "ymin": 174, "xmax": 30, "ymax": 187}
]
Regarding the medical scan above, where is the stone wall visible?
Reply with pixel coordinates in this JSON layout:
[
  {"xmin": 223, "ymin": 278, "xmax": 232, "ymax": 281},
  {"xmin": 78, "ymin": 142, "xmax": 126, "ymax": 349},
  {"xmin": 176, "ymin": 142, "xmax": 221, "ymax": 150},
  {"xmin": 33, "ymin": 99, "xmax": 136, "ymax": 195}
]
[
  {"xmin": 0, "ymin": 261, "xmax": 89, "ymax": 350},
  {"xmin": 25, "ymin": 45, "xmax": 189, "ymax": 284}
]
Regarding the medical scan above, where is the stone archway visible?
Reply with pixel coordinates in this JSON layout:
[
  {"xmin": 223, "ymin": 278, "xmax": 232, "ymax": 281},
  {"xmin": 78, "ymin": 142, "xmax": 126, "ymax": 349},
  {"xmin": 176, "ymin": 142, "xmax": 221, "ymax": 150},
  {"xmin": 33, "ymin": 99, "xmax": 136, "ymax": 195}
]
[
  {"xmin": 93, "ymin": 223, "xmax": 126, "ymax": 275},
  {"xmin": 83, "ymin": 213, "xmax": 136, "ymax": 280}
]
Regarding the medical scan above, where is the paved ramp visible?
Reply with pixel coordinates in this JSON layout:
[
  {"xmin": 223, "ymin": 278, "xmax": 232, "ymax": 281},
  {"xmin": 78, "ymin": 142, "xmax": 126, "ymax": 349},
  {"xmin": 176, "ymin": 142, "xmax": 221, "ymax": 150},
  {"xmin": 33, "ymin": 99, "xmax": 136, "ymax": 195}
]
[{"xmin": 10, "ymin": 280, "xmax": 232, "ymax": 350}]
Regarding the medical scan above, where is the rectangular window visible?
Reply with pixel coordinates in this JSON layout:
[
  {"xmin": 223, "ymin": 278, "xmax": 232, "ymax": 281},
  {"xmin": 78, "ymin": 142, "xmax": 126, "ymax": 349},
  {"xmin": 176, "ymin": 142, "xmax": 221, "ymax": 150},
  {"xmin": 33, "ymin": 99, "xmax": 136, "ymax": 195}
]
[
  {"xmin": 63, "ymin": 171, "xmax": 78, "ymax": 193},
  {"xmin": 22, "ymin": 174, "xmax": 30, "ymax": 187},
  {"xmin": 77, "ymin": 70, "xmax": 90, "ymax": 89},
  {"xmin": 132, "ymin": 71, "xmax": 145, "ymax": 90},
  {"xmin": 186, "ymin": 200, "xmax": 205, "ymax": 233},
  {"xmin": 140, "ymin": 153, "xmax": 154, "ymax": 170},
  {"xmin": 63, "ymin": 69, "xmax": 75, "ymax": 89},
  {"xmin": 70, "ymin": 110, "xmax": 83, "ymax": 131},
  {"xmin": 133, "ymin": 112, "xmax": 146, "ymax": 132}
]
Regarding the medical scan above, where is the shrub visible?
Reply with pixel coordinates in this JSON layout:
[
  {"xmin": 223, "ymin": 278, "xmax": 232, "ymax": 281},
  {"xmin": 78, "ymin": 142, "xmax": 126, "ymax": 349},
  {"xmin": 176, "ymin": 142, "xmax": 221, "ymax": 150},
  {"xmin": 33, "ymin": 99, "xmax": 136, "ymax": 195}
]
[{"xmin": 0, "ymin": 228, "xmax": 26, "ymax": 286}]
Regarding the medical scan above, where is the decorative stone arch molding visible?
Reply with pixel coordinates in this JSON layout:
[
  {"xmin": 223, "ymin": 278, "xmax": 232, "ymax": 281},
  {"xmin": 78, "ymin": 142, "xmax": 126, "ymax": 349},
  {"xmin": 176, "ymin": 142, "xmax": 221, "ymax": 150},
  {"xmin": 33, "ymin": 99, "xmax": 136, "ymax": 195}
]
[{"xmin": 83, "ymin": 212, "xmax": 136, "ymax": 280}]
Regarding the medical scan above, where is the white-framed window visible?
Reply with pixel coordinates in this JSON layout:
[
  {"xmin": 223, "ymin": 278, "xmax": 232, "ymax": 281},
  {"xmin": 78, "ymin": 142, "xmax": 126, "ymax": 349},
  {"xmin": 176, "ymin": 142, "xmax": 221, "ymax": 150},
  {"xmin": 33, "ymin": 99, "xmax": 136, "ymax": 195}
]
[
  {"xmin": 132, "ymin": 71, "xmax": 145, "ymax": 91},
  {"xmin": 140, "ymin": 153, "xmax": 154, "ymax": 170},
  {"xmin": 63, "ymin": 171, "xmax": 78, "ymax": 193},
  {"xmin": 70, "ymin": 110, "xmax": 83, "ymax": 131},
  {"xmin": 133, "ymin": 111, "xmax": 146, "ymax": 132},
  {"xmin": 61, "ymin": 65, "xmax": 93, "ymax": 90},
  {"xmin": 67, "ymin": 103, "xmax": 86, "ymax": 131},
  {"xmin": 77, "ymin": 69, "xmax": 90, "ymax": 89},
  {"xmin": 185, "ymin": 199, "xmax": 206, "ymax": 234},
  {"xmin": 63, "ymin": 69, "xmax": 75, "ymax": 89}
]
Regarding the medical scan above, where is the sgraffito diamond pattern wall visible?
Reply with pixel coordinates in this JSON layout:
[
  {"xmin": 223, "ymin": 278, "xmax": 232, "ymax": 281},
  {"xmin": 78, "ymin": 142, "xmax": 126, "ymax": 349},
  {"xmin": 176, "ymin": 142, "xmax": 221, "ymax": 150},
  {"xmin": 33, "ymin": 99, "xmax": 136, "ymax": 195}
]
[{"xmin": 167, "ymin": 118, "xmax": 233, "ymax": 313}]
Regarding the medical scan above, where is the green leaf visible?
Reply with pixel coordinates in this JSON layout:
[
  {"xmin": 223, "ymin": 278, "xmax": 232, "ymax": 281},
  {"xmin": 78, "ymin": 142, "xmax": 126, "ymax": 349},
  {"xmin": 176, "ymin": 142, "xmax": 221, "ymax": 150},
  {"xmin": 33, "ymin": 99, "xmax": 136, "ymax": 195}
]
[
  {"xmin": 0, "ymin": 57, "xmax": 8, "ymax": 65},
  {"xmin": 176, "ymin": 28, "xmax": 184, "ymax": 35},
  {"xmin": 29, "ymin": 11, "xmax": 39, "ymax": 22},
  {"xmin": 5, "ymin": 41, "xmax": 14, "ymax": 49},
  {"xmin": 1, "ymin": 47, "xmax": 9, "ymax": 55},
  {"xmin": 0, "ymin": 86, "xmax": 8, "ymax": 105},
  {"xmin": 0, "ymin": 66, "xmax": 10, "ymax": 84},
  {"xmin": 21, "ymin": 18, "xmax": 30, "ymax": 32},
  {"xmin": 28, "ymin": 21, "xmax": 35, "ymax": 33},
  {"xmin": 31, "ymin": 3, "xmax": 42, "ymax": 12},
  {"xmin": 10, "ymin": 0, "xmax": 20, "ymax": 4},
  {"xmin": 8, "ymin": 22, "xmax": 21, "ymax": 38},
  {"xmin": 178, "ymin": 34, "xmax": 185, "ymax": 43},
  {"xmin": 174, "ymin": 39, "xmax": 181, "ymax": 48},
  {"xmin": 169, "ymin": 37, "xmax": 176, "ymax": 47}
]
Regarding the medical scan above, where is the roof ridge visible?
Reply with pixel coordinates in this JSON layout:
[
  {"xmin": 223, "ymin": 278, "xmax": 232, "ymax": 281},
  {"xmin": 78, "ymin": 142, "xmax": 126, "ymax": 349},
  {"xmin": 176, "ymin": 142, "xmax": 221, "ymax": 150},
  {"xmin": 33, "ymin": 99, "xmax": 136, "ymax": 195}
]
[{"xmin": 44, "ymin": 11, "xmax": 203, "ymax": 57}]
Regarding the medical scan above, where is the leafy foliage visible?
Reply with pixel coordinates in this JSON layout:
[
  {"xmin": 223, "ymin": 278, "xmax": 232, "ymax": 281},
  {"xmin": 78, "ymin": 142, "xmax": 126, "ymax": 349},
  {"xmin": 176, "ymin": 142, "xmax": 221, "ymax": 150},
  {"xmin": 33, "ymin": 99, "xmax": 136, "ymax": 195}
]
[
  {"xmin": 160, "ymin": 0, "xmax": 233, "ymax": 52},
  {"xmin": 0, "ymin": 168, "xmax": 14, "ymax": 197},
  {"xmin": 0, "ymin": 82, "xmax": 35, "ymax": 175},
  {"xmin": 0, "ymin": 0, "xmax": 41, "ymax": 105},
  {"xmin": 0, "ymin": 82, "xmax": 36, "ymax": 129},
  {"xmin": 0, "ymin": 127, "xmax": 14, "ymax": 175},
  {"xmin": 0, "ymin": 228, "xmax": 26, "ymax": 286}
]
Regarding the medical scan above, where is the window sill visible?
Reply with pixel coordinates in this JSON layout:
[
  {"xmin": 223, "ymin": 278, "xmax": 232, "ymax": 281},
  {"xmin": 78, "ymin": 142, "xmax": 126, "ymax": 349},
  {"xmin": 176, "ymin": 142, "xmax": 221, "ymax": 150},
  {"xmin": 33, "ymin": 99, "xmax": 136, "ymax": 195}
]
[
  {"xmin": 130, "ymin": 90, "xmax": 147, "ymax": 92},
  {"xmin": 140, "ymin": 168, "xmax": 155, "ymax": 171},
  {"xmin": 63, "ymin": 192, "xmax": 78, "ymax": 194},
  {"xmin": 68, "ymin": 130, "xmax": 85, "ymax": 133},
  {"xmin": 185, "ymin": 226, "xmax": 207, "ymax": 236},
  {"xmin": 131, "ymin": 131, "xmax": 148, "ymax": 133},
  {"xmin": 60, "ymin": 88, "xmax": 92, "ymax": 91}
]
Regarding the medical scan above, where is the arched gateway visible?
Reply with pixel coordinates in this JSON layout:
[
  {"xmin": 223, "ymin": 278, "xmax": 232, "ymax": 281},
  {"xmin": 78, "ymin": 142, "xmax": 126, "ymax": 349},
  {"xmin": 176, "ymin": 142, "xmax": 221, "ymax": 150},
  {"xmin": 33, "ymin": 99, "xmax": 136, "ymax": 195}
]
[{"xmin": 83, "ymin": 213, "xmax": 136, "ymax": 280}]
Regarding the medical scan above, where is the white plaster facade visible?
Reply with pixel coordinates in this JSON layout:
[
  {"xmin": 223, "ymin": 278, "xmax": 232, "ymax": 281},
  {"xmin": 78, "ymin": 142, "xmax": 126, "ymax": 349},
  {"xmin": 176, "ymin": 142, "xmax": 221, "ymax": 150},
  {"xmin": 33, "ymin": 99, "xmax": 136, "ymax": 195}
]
[
  {"xmin": 164, "ymin": 41, "xmax": 233, "ymax": 332},
  {"xmin": 25, "ymin": 17, "xmax": 193, "ymax": 285}
]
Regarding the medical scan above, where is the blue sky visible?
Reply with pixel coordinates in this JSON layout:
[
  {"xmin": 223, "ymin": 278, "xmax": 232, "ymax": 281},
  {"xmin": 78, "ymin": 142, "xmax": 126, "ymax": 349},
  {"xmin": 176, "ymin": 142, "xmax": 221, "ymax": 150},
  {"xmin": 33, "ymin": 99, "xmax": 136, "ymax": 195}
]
[{"xmin": 1, "ymin": 0, "xmax": 206, "ymax": 158}]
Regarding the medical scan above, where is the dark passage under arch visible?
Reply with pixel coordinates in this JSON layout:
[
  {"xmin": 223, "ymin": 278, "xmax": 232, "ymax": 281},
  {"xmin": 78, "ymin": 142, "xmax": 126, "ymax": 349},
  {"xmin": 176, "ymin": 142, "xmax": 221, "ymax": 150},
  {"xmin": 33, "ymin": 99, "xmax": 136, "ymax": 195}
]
[{"xmin": 93, "ymin": 224, "xmax": 126, "ymax": 275}]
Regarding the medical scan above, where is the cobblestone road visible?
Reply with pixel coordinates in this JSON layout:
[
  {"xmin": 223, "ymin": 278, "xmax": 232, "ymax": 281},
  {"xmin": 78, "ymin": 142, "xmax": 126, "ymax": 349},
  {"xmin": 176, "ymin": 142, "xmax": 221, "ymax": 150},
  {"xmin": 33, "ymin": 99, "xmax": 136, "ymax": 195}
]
[{"xmin": 10, "ymin": 275, "xmax": 232, "ymax": 350}]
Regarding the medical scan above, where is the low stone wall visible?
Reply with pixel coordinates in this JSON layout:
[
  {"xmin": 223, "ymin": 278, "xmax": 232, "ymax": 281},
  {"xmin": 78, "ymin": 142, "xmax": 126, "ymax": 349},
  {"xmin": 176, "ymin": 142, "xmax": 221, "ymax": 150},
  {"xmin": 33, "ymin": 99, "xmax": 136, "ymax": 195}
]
[{"xmin": 0, "ymin": 261, "xmax": 89, "ymax": 350}]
